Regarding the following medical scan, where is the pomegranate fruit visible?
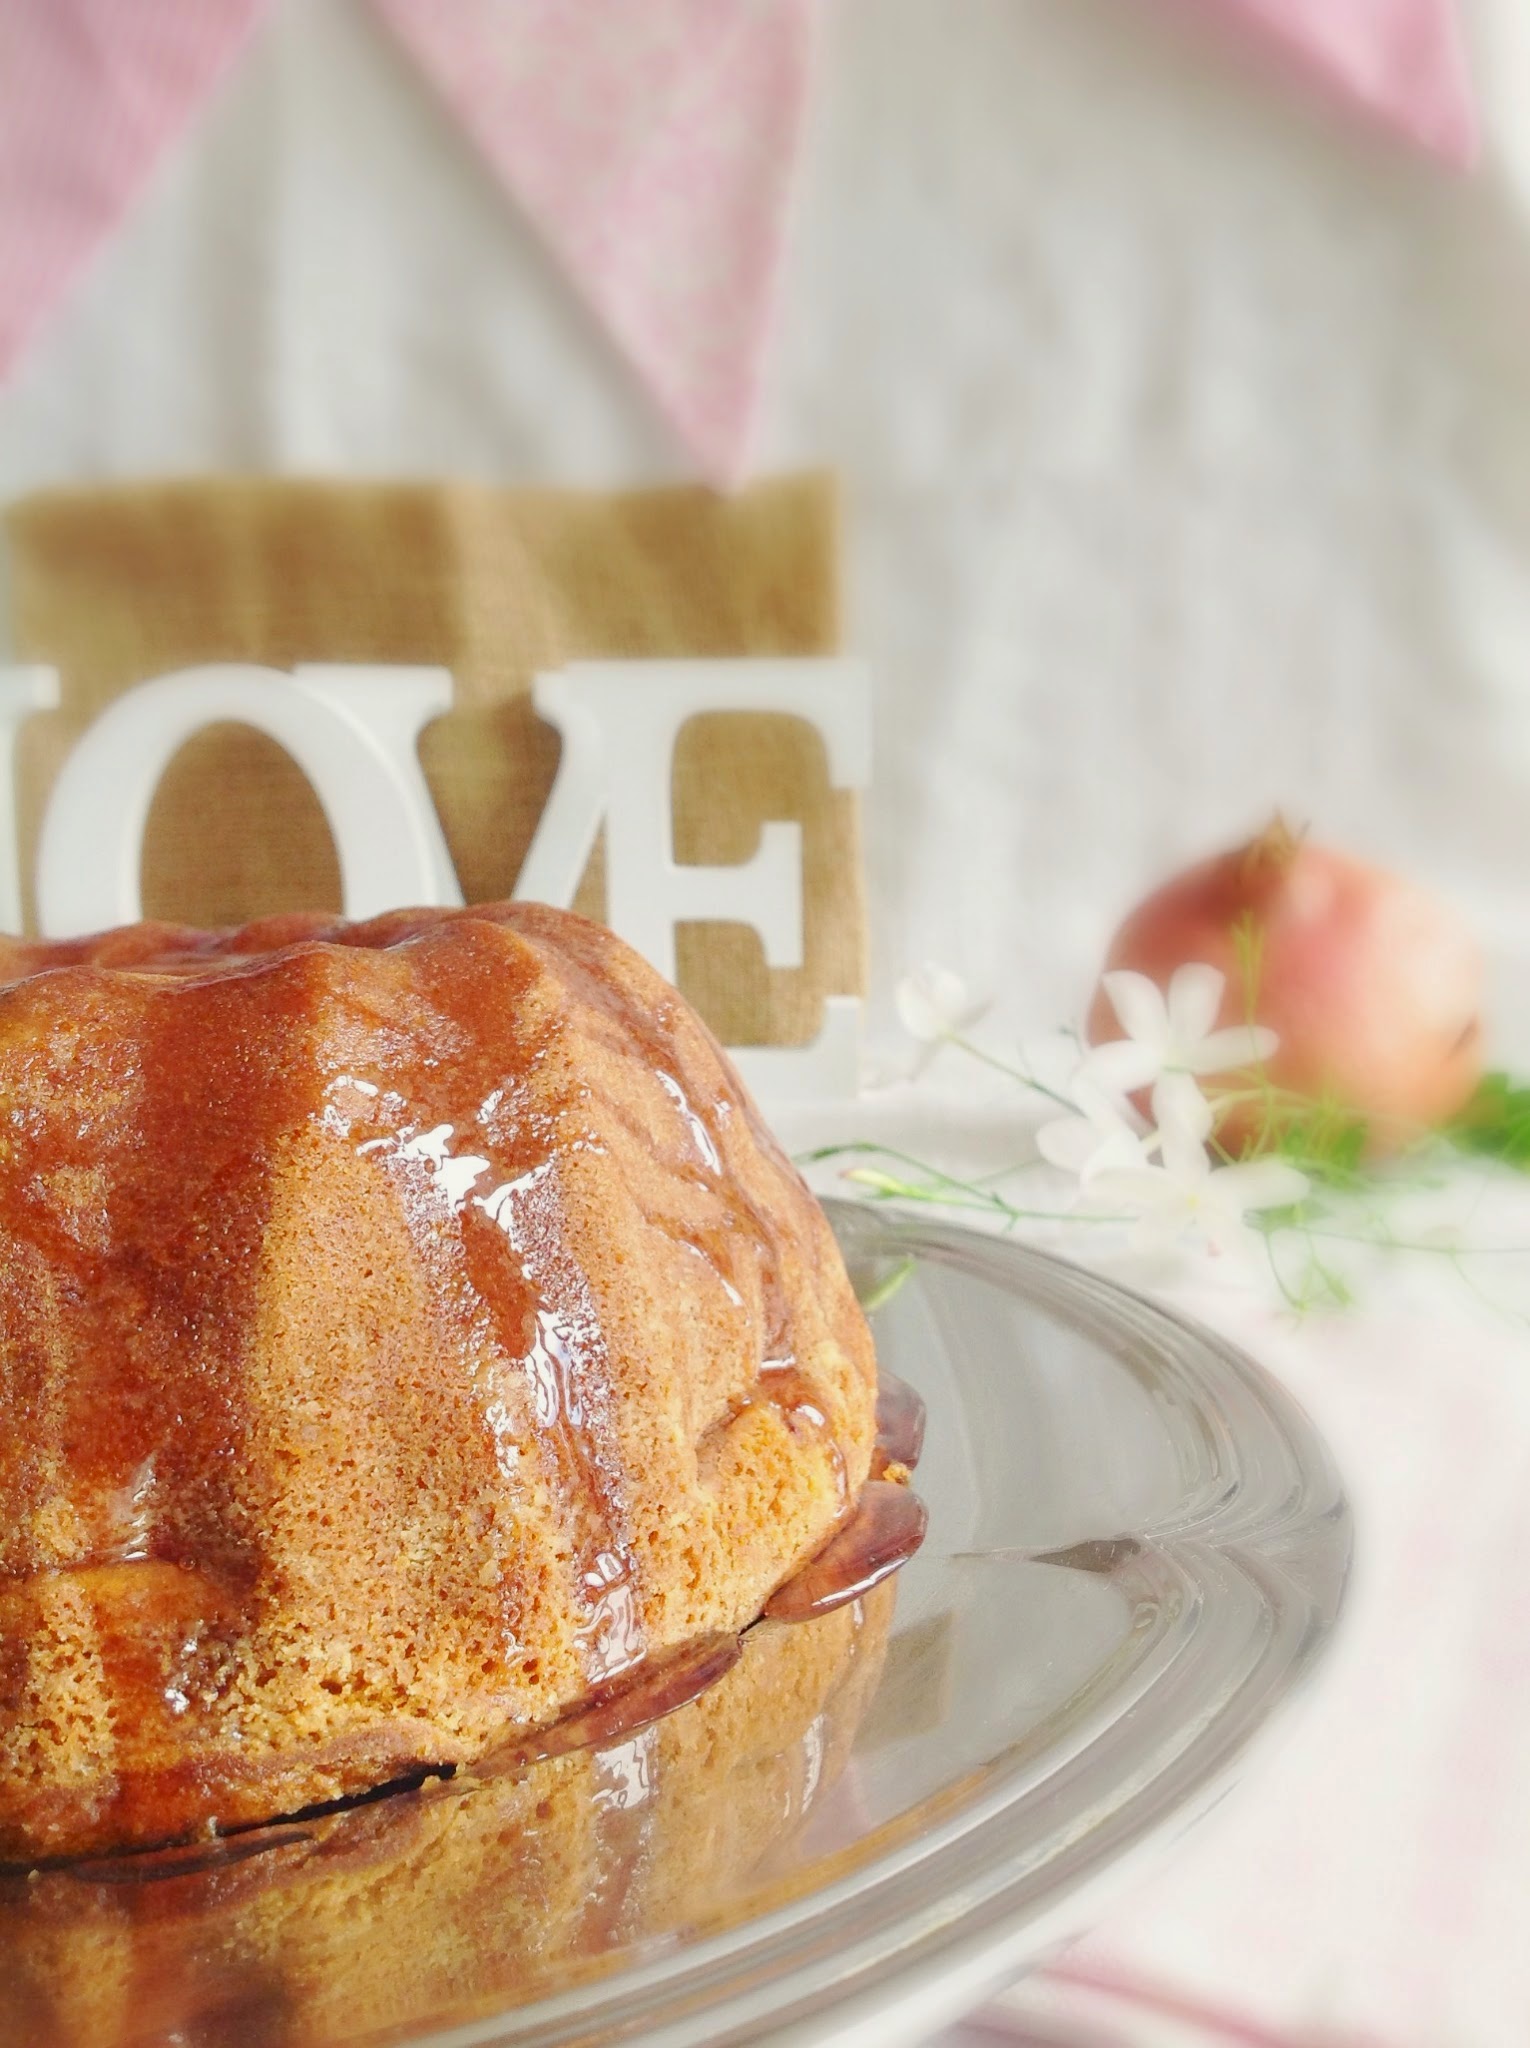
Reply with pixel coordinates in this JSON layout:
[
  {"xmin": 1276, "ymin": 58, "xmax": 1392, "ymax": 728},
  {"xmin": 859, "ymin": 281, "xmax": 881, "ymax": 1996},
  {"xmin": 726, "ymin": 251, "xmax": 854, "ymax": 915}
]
[{"xmin": 1086, "ymin": 821, "xmax": 1484, "ymax": 1153}]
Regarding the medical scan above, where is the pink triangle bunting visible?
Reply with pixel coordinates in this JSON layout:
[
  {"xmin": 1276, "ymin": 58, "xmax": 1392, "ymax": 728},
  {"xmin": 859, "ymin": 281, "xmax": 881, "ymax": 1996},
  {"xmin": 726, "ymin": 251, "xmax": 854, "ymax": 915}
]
[
  {"xmin": 1179, "ymin": 0, "xmax": 1477, "ymax": 165},
  {"xmin": 369, "ymin": 0, "xmax": 817, "ymax": 488},
  {"xmin": 0, "ymin": 0, "xmax": 273, "ymax": 384},
  {"xmin": 0, "ymin": 1, "xmax": 1478, "ymax": 482}
]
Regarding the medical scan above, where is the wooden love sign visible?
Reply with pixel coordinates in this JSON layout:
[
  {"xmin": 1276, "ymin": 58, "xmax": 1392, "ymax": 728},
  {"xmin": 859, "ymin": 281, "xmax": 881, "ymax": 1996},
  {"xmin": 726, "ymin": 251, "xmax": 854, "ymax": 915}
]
[{"xmin": 0, "ymin": 659, "xmax": 870, "ymax": 1104}]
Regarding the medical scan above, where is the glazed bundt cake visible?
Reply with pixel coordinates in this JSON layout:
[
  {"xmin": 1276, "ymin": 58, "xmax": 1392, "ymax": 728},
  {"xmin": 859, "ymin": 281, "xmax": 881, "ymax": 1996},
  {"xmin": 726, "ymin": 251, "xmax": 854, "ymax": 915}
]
[
  {"xmin": 0, "ymin": 903, "xmax": 879, "ymax": 1863},
  {"xmin": 0, "ymin": 1592, "xmax": 894, "ymax": 2047}
]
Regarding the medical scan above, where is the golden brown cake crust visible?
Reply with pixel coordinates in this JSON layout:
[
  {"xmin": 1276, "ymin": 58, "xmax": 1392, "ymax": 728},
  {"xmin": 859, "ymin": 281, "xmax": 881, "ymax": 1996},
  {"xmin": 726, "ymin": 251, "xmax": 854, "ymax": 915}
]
[
  {"xmin": 0, "ymin": 1591, "xmax": 893, "ymax": 2047},
  {"xmin": 0, "ymin": 904, "xmax": 876, "ymax": 1862}
]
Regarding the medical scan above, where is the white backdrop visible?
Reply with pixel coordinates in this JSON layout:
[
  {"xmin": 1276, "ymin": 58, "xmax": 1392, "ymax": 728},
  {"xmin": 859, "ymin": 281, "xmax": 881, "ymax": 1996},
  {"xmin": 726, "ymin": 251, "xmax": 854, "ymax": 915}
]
[{"xmin": 1, "ymin": 0, "xmax": 1528, "ymax": 1054}]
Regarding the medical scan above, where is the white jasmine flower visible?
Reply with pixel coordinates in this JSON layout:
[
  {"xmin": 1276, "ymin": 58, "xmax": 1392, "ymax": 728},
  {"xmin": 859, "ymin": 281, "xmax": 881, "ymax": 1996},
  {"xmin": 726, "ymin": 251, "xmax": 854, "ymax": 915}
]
[
  {"xmin": 1037, "ymin": 1076, "xmax": 1151, "ymax": 1182},
  {"xmin": 895, "ymin": 962, "xmax": 978, "ymax": 1043},
  {"xmin": 1078, "ymin": 964, "xmax": 1277, "ymax": 1127},
  {"xmin": 1086, "ymin": 1080, "xmax": 1309, "ymax": 1256}
]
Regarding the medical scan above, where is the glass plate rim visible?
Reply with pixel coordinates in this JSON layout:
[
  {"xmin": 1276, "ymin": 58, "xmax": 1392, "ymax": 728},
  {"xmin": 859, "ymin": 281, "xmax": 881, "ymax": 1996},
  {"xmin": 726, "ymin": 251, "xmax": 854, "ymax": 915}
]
[{"xmin": 387, "ymin": 1207, "xmax": 1354, "ymax": 2048}]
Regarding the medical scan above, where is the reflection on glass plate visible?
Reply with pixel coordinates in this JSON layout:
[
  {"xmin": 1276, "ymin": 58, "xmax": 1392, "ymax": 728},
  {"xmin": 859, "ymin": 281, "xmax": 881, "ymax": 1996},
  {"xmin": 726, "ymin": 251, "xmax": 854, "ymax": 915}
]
[{"xmin": 0, "ymin": 1205, "xmax": 1350, "ymax": 2048}]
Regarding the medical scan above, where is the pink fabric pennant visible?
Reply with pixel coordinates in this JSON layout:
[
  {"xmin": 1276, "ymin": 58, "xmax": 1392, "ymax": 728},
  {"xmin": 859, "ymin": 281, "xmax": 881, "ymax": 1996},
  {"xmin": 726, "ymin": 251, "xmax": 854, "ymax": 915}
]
[
  {"xmin": 0, "ymin": 0, "xmax": 1478, "ymax": 479},
  {"xmin": 368, "ymin": 0, "xmax": 816, "ymax": 488},
  {"xmin": 1183, "ymin": 0, "xmax": 1477, "ymax": 165},
  {"xmin": 0, "ymin": 0, "xmax": 272, "ymax": 384}
]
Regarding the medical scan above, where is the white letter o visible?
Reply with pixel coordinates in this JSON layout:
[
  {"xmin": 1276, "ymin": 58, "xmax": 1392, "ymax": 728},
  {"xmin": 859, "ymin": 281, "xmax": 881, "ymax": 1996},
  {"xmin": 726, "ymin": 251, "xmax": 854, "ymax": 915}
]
[{"xmin": 36, "ymin": 664, "xmax": 461, "ymax": 939}]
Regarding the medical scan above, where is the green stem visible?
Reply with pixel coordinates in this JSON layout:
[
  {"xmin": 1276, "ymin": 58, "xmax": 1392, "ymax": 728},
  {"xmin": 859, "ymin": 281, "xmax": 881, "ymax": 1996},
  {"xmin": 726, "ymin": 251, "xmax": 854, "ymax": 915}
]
[
  {"xmin": 857, "ymin": 1256, "xmax": 917, "ymax": 1314},
  {"xmin": 1295, "ymin": 1226, "xmax": 1530, "ymax": 1258},
  {"xmin": 946, "ymin": 1034, "xmax": 1076, "ymax": 1109},
  {"xmin": 810, "ymin": 1141, "xmax": 1015, "ymax": 1206},
  {"xmin": 812, "ymin": 1143, "xmax": 1135, "ymax": 1227}
]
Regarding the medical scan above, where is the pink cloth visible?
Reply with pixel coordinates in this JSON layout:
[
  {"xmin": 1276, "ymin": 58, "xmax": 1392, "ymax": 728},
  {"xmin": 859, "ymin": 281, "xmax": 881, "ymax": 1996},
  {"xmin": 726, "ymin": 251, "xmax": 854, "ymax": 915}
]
[
  {"xmin": 0, "ymin": 0, "xmax": 268, "ymax": 383},
  {"xmin": 0, "ymin": 0, "xmax": 1479, "ymax": 482},
  {"xmin": 1183, "ymin": 0, "xmax": 1476, "ymax": 163},
  {"xmin": 369, "ymin": 0, "xmax": 816, "ymax": 487}
]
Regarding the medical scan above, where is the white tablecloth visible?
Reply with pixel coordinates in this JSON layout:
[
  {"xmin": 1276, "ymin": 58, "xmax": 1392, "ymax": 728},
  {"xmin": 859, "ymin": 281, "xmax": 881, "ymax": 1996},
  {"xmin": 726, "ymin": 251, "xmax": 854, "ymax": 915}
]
[
  {"xmin": 786, "ymin": 1083, "xmax": 1530, "ymax": 2047},
  {"xmin": 3, "ymin": 2, "xmax": 1530, "ymax": 2039}
]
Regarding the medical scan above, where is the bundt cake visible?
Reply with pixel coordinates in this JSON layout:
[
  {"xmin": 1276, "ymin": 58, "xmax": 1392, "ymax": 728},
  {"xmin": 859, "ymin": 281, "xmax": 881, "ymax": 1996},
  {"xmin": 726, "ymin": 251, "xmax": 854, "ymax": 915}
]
[
  {"xmin": 0, "ymin": 1590, "xmax": 893, "ymax": 2046},
  {"xmin": 0, "ymin": 902, "xmax": 884, "ymax": 1864}
]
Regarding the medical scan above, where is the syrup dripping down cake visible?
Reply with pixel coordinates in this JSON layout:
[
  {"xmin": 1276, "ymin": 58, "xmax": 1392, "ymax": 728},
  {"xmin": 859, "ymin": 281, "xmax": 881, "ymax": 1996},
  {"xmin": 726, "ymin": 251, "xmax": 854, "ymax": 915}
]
[
  {"xmin": 0, "ymin": 1594, "xmax": 893, "ymax": 2046},
  {"xmin": 0, "ymin": 903, "xmax": 916, "ymax": 1864}
]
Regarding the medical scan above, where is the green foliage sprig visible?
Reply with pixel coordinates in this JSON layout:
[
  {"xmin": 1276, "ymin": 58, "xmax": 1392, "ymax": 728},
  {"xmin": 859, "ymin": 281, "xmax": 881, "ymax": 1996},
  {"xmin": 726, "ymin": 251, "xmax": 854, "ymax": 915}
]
[{"xmin": 1446, "ymin": 1074, "xmax": 1530, "ymax": 1171}]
